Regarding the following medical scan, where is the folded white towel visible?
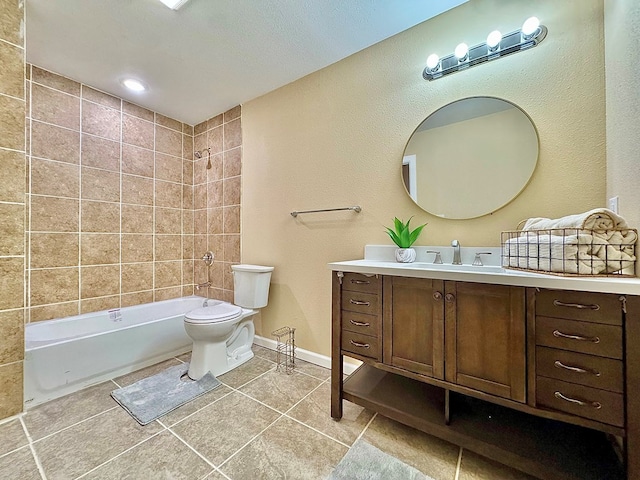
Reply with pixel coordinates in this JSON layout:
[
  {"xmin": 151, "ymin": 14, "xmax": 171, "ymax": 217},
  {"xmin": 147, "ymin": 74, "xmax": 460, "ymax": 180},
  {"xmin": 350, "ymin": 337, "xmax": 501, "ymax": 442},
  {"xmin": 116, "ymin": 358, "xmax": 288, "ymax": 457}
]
[
  {"xmin": 522, "ymin": 208, "xmax": 629, "ymax": 231},
  {"xmin": 503, "ymin": 234, "xmax": 606, "ymax": 275}
]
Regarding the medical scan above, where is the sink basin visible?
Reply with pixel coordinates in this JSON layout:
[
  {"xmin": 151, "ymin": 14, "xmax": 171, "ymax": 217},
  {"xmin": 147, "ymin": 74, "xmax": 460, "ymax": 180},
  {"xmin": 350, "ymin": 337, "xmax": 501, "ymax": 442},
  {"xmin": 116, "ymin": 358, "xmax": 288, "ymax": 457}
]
[{"xmin": 393, "ymin": 262, "xmax": 506, "ymax": 274}]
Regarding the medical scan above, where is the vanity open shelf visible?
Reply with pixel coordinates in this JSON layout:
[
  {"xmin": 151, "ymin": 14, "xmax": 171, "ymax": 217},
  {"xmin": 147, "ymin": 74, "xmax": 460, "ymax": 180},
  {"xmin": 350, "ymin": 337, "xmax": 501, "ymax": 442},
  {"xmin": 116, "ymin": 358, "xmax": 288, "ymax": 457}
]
[
  {"xmin": 329, "ymin": 256, "xmax": 640, "ymax": 480},
  {"xmin": 344, "ymin": 364, "xmax": 623, "ymax": 480}
]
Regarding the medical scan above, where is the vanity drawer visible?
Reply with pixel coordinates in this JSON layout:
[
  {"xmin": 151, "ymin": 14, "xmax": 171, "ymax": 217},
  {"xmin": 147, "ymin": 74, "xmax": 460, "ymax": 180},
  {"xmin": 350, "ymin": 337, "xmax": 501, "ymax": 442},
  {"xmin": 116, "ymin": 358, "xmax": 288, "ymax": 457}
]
[
  {"xmin": 536, "ymin": 290, "xmax": 621, "ymax": 325},
  {"xmin": 341, "ymin": 331, "xmax": 381, "ymax": 361},
  {"xmin": 342, "ymin": 273, "xmax": 380, "ymax": 294},
  {"xmin": 536, "ymin": 376, "xmax": 624, "ymax": 427},
  {"xmin": 535, "ymin": 316, "xmax": 622, "ymax": 359},
  {"xmin": 342, "ymin": 311, "xmax": 379, "ymax": 336},
  {"xmin": 341, "ymin": 292, "xmax": 380, "ymax": 316},
  {"xmin": 536, "ymin": 346, "xmax": 623, "ymax": 393}
]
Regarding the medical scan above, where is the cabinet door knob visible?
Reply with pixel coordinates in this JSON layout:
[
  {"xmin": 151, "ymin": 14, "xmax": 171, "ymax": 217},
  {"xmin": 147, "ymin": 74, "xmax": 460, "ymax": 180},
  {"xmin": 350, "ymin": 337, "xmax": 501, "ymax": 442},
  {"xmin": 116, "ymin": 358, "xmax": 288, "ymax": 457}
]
[
  {"xmin": 445, "ymin": 293, "xmax": 455, "ymax": 302},
  {"xmin": 433, "ymin": 291, "xmax": 443, "ymax": 300}
]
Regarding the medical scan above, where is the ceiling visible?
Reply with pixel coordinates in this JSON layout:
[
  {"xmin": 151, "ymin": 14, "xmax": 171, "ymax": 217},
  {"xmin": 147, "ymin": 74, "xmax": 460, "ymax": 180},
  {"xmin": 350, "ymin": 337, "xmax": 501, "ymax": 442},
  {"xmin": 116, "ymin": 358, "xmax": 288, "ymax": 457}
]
[{"xmin": 26, "ymin": 0, "xmax": 467, "ymax": 125}]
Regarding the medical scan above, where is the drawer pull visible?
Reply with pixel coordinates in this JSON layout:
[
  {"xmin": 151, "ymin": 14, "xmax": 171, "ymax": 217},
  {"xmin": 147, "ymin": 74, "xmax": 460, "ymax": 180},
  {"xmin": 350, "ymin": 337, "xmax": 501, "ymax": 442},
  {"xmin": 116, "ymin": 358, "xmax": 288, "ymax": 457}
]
[
  {"xmin": 349, "ymin": 299, "xmax": 371, "ymax": 306},
  {"xmin": 552, "ymin": 300, "xmax": 600, "ymax": 311},
  {"xmin": 554, "ymin": 391, "xmax": 602, "ymax": 409},
  {"xmin": 552, "ymin": 330, "xmax": 600, "ymax": 343},
  {"xmin": 349, "ymin": 319, "xmax": 371, "ymax": 327},
  {"xmin": 350, "ymin": 279, "xmax": 371, "ymax": 285},
  {"xmin": 554, "ymin": 360, "xmax": 601, "ymax": 377},
  {"xmin": 349, "ymin": 340, "xmax": 370, "ymax": 349}
]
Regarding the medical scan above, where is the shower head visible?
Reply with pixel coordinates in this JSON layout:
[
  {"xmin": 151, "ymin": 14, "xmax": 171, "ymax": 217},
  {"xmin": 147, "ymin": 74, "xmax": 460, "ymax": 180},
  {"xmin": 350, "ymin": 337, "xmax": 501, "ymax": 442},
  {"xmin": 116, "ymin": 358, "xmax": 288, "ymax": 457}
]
[
  {"xmin": 194, "ymin": 151, "xmax": 202, "ymax": 159},
  {"xmin": 194, "ymin": 147, "xmax": 211, "ymax": 159}
]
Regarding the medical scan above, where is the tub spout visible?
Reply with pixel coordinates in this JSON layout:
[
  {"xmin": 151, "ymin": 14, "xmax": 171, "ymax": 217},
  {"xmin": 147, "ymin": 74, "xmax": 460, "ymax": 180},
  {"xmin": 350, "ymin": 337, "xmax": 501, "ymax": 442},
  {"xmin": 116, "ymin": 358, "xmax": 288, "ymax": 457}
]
[{"xmin": 195, "ymin": 281, "xmax": 211, "ymax": 291}]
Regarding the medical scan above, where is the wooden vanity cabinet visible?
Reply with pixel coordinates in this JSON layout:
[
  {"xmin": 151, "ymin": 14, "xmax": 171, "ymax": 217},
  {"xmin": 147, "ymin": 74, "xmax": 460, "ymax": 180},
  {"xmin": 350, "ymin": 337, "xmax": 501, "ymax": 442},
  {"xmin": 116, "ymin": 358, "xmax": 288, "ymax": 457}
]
[{"xmin": 331, "ymin": 270, "xmax": 634, "ymax": 479}]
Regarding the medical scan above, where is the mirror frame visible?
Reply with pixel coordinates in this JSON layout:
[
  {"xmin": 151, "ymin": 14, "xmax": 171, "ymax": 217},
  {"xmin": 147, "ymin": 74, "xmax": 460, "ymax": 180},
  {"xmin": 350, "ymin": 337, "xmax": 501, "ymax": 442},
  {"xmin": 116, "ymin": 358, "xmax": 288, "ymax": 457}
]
[{"xmin": 402, "ymin": 96, "xmax": 540, "ymax": 219}]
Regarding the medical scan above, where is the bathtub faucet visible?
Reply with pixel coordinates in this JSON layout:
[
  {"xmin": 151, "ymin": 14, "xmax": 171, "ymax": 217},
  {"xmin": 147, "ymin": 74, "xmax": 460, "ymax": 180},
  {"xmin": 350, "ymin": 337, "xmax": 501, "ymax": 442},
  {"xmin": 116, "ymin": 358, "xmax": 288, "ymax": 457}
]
[{"xmin": 195, "ymin": 281, "xmax": 212, "ymax": 291}]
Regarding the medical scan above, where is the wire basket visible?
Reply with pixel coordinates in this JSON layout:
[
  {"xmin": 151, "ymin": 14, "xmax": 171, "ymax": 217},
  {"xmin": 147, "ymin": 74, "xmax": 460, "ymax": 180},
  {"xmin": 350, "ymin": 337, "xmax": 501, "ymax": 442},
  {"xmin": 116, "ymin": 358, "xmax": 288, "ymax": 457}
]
[
  {"xmin": 501, "ymin": 227, "xmax": 637, "ymax": 277},
  {"xmin": 271, "ymin": 326, "xmax": 296, "ymax": 374}
]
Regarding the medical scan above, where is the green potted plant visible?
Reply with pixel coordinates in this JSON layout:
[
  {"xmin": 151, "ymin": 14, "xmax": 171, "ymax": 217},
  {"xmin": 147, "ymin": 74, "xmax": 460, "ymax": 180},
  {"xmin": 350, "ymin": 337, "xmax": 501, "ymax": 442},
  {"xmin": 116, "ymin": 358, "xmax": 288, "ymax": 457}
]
[{"xmin": 385, "ymin": 217, "xmax": 427, "ymax": 263}]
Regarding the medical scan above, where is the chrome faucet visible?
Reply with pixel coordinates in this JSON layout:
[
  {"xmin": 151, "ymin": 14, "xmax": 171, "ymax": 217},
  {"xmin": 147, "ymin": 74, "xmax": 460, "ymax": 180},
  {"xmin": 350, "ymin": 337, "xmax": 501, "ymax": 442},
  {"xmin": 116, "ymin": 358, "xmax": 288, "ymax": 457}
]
[{"xmin": 451, "ymin": 240, "xmax": 462, "ymax": 265}]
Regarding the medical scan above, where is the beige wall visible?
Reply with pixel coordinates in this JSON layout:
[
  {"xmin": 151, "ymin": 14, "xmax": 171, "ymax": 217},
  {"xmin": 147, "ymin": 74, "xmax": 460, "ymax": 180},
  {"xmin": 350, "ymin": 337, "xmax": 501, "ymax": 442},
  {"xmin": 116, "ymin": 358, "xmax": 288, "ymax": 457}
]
[
  {"xmin": 25, "ymin": 65, "xmax": 196, "ymax": 322},
  {"xmin": 0, "ymin": 0, "xmax": 26, "ymax": 419},
  {"xmin": 604, "ymin": 0, "xmax": 640, "ymax": 275},
  {"xmin": 242, "ymin": 0, "xmax": 607, "ymax": 355},
  {"xmin": 192, "ymin": 108, "xmax": 243, "ymax": 304}
]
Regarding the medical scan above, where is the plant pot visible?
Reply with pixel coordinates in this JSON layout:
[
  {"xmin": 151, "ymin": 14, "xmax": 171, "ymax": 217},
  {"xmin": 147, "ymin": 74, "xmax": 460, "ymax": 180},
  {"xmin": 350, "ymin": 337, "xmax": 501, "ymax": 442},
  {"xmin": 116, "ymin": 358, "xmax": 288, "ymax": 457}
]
[{"xmin": 395, "ymin": 248, "xmax": 416, "ymax": 263}]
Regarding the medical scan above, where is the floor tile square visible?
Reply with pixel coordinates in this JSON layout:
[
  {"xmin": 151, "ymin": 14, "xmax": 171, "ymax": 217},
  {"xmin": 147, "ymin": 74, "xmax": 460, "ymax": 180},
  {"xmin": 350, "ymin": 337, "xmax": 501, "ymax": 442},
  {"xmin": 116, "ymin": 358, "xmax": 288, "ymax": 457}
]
[
  {"xmin": 0, "ymin": 446, "xmax": 41, "ymax": 480},
  {"xmin": 23, "ymin": 381, "xmax": 118, "ymax": 441},
  {"xmin": 362, "ymin": 414, "xmax": 460, "ymax": 480},
  {"xmin": 171, "ymin": 391, "xmax": 280, "ymax": 466},
  {"xmin": 217, "ymin": 356, "xmax": 275, "ymax": 389},
  {"xmin": 287, "ymin": 382, "xmax": 374, "ymax": 445},
  {"xmin": 33, "ymin": 407, "xmax": 162, "ymax": 479},
  {"xmin": 82, "ymin": 431, "xmax": 212, "ymax": 479},
  {"xmin": 159, "ymin": 384, "xmax": 232, "ymax": 427},
  {"xmin": 0, "ymin": 418, "xmax": 28, "ymax": 456},
  {"xmin": 220, "ymin": 416, "xmax": 347, "ymax": 480},
  {"xmin": 458, "ymin": 449, "xmax": 540, "ymax": 480},
  {"xmin": 240, "ymin": 369, "xmax": 323, "ymax": 413}
]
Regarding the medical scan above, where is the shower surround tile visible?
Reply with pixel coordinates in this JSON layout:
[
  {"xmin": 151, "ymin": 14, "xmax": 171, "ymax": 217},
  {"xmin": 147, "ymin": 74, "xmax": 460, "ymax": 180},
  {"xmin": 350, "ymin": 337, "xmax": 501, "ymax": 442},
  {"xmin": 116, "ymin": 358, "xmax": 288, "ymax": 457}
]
[
  {"xmin": 0, "ymin": 149, "xmax": 26, "ymax": 203},
  {"xmin": 31, "ymin": 121, "xmax": 80, "ymax": 164},
  {"xmin": 0, "ymin": 309, "xmax": 23, "ymax": 364}
]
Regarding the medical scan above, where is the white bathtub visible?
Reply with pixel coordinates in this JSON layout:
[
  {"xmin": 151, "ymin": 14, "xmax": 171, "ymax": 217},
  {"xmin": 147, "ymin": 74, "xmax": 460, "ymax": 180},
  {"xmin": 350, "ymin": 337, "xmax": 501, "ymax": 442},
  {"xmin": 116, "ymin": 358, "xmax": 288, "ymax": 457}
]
[{"xmin": 24, "ymin": 296, "xmax": 206, "ymax": 408}]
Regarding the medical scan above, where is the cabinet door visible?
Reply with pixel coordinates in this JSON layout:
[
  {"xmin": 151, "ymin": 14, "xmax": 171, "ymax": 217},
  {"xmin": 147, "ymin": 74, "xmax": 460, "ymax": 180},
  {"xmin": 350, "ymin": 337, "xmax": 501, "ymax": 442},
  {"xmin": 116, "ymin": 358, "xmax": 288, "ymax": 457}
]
[
  {"xmin": 383, "ymin": 276, "xmax": 444, "ymax": 379},
  {"xmin": 445, "ymin": 282, "xmax": 526, "ymax": 402}
]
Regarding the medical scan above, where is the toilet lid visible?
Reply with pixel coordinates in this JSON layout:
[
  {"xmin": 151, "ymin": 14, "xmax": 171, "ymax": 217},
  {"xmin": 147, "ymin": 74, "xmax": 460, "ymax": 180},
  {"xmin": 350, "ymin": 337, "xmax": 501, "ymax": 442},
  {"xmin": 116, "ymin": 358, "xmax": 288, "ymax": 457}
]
[{"xmin": 184, "ymin": 303, "xmax": 242, "ymax": 324}]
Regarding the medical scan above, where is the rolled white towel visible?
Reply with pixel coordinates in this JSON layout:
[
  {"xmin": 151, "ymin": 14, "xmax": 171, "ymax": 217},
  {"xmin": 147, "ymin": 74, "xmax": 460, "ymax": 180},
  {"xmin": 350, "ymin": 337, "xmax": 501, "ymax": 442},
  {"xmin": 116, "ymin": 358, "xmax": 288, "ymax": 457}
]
[
  {"xmin": 503, "ymin": 234, "xmax": 606, "ymax": 275},
  {"xmin": 522, "ymin": 208, "xmax": 629, "ymax": 231}
]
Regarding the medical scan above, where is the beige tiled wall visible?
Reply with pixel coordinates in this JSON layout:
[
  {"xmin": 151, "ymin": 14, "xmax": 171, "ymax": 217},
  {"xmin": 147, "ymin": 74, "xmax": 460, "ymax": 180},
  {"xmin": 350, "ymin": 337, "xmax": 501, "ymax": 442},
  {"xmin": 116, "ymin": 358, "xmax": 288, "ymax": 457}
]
[
  {"xmin": 193, "ymin": 106, "xmax": 242, "ymax": 303},
  {"xmin": 0, "ymin": 0, "xmax": 26, "ymax": 419},
  {"xmin": 25, "ymin": 65, "xmax": 197, "ymax": 322}
]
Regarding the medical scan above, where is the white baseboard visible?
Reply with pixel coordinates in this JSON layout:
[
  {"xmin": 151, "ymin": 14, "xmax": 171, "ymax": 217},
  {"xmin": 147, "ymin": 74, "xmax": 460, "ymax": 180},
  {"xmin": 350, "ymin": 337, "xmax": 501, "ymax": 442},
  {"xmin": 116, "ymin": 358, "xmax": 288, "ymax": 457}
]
[{"xmin": 254, "ymin": 335, "xmax": 361, "ymax": 375}]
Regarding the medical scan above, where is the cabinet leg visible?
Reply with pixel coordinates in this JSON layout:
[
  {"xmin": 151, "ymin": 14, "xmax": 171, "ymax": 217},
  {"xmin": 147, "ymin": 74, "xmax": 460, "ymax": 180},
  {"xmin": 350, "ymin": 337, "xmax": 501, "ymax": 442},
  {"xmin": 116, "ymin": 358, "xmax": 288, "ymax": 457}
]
[
  {"xmin": 445, "ymin": 389, "xmax": 450, "ymax": 425},
  {"xmin": 331, "ymin": 353, "xmax": 343, "ymax": 420}
]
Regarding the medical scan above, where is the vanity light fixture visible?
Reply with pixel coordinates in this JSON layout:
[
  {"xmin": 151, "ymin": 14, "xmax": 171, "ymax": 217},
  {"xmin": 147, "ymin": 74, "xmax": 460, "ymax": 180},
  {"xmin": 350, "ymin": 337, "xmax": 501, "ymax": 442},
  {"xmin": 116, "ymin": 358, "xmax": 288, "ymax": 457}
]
[
  {"xmin": 423, "ymin": 16, "xmax": 547, "ymax": 81},
  {"xmin": 158, "ymin": 0, "xmax": 191, "ymax": 10}
]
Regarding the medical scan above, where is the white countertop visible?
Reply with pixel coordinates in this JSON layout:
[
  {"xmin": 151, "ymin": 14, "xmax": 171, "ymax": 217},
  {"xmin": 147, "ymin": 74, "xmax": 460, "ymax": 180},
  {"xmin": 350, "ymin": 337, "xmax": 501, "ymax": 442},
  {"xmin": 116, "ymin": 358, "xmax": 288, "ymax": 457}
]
[{"xmin": 328, "ymin": 246, "xmax": 640, "ymax": 295}]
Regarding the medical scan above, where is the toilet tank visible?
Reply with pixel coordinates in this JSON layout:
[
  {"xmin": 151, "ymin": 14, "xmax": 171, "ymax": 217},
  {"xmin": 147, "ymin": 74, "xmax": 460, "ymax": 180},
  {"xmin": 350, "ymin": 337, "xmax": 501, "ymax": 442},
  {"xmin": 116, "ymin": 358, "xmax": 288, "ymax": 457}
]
[{"xmin": 231, "ymin": 264, "xmax": 274, "ymax": 308}]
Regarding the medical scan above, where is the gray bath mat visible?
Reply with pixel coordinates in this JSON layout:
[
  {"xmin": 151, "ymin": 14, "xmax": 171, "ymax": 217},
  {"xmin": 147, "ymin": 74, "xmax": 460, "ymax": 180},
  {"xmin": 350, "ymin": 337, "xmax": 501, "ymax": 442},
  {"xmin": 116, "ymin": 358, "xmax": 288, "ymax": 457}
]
[
  {"xmin": 328, "ymin": 440, "xmax": 434, "ymax": 480},
  {"xmin": 111, "ymin": 363, "xmax": 220, "ymax": 425}
]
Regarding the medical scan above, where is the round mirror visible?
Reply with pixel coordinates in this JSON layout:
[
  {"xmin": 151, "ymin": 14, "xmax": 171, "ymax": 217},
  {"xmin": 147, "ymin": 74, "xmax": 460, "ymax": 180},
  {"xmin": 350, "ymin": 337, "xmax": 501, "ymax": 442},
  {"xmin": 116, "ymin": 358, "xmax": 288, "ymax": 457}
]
[{"xmin": 402, "ymin": 97, "xmax": 538, "ymax": 219}]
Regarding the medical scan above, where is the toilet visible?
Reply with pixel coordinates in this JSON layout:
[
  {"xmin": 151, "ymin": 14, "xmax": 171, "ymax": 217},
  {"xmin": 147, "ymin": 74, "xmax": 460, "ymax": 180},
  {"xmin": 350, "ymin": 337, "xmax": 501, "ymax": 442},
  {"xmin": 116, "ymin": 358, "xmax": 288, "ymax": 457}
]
[{"xmin": 184, "ymin": 264, "xmax": 274, "ymax": 380}]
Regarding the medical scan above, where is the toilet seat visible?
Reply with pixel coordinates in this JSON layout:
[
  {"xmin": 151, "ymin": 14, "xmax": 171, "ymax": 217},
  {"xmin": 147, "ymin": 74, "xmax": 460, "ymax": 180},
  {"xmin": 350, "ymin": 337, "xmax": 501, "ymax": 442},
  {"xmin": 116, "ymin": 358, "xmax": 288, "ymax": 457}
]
[{"xmin": 184, "ymin": 302, "xmax": 242, "ymax": 324}]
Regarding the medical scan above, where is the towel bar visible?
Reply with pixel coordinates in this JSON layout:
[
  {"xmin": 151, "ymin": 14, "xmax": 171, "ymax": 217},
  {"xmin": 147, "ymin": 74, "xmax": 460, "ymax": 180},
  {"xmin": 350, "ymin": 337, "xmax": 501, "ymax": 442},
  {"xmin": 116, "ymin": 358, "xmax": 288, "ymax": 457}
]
[{"xmin": 290, "ymin": 206, "xmax": 361, "ymax": 218}]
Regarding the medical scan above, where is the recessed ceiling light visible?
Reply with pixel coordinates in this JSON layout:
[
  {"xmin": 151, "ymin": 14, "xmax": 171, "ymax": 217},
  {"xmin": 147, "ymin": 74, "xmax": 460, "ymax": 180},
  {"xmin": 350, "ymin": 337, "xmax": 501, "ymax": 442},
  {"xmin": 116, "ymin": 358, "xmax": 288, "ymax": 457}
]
[
  {"xmin": 158, "ymin": 0, "xmax": 190, "ymax": 10},
  {"xmin": 122, "ymin": 78, "xmax": 147, "ymax": 92}
]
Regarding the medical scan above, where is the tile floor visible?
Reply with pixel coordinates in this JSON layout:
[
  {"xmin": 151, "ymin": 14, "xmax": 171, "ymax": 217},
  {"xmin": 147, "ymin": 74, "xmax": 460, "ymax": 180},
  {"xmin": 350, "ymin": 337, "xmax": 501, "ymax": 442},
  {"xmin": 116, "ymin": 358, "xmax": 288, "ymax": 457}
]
[{"xmin": 0, "ymin": 345, "xmax": 538, "ymax": 479}]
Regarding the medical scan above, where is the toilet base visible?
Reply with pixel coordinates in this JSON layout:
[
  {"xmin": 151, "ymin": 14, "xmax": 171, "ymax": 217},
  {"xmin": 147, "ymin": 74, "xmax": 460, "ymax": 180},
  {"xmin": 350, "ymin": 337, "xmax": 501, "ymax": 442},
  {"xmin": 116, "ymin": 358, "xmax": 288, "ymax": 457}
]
[{"xmin": 187, "ymin": 317, "xmax": 255, "ymax": 380}]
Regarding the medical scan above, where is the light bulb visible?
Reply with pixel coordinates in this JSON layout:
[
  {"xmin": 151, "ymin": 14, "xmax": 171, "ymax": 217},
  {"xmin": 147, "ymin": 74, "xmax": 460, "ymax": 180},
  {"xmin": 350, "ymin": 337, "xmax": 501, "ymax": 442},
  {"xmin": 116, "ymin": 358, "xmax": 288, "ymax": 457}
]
[
  {"xmin": 486, "ymin": 30, "xmax": 502, "ymax": 49},
  {"xmin": 426, "ymin": 54, "xmax": 440, "ymax": 70},
  {"xmin": 454, "ymin": 43, "xmax": 469, "ymax": 60},
  {"xmin": 522, "ymin": 17, "xmax": 540, "ymax": 37},
  {"xmin": 122, "ymin": 78, "xmax": 147, "ymax": 92}
]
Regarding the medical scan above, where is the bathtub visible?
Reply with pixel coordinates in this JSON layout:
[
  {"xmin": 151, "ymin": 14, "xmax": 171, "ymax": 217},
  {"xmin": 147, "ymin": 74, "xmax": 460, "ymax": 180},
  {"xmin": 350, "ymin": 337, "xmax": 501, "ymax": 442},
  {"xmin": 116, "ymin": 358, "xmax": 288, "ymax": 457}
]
[{"xmin": 24, "ymin": 296, "xmax": 206, "ymax": 408}]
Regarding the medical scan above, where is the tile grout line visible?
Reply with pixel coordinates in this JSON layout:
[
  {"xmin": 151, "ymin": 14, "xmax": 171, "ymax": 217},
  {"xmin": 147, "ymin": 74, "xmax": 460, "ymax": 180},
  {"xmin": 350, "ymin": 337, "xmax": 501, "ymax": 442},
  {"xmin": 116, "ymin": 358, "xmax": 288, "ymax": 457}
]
[
  {"xmin": 28, "ymin": 406, "xmax": 120, "ymax": 444},
  {"xmin": 73, "ymin": 428, "xmax": 168, "ymax": 480},
  {"xmin": 163, "ymin": 423, "xmax": 220, "ymax": 472},
  {"xmin": 454, "ymin": 447, "xmax": 463, "ymax": 480},
  {"xmin": 19, "ymin": 416, "xmax": 48, "ymax": 480}
]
